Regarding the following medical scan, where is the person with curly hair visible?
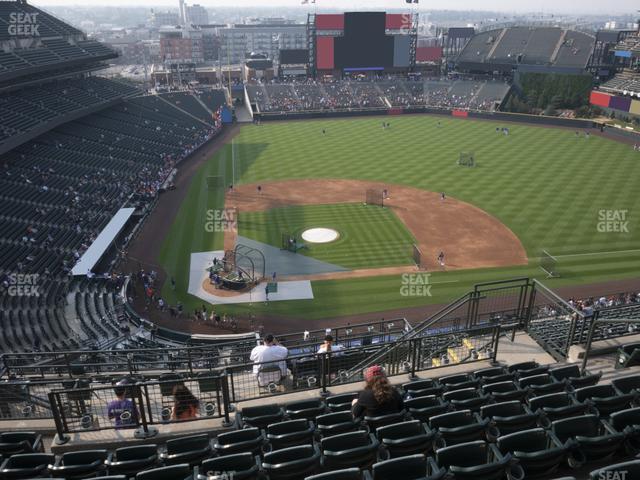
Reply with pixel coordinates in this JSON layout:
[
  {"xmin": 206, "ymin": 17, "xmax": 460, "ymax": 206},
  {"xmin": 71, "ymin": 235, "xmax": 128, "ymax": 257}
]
[
  {"xmin": 171, "ymin": 384, "xmax": 200, "ymax": 420},
  {"xmin": 351, "ymin": 365, "xmax": 403, "ymax": 418}
]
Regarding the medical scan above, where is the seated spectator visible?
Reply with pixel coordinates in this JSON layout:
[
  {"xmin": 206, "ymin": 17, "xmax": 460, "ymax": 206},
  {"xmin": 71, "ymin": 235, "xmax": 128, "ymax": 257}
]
[
  {"xmin": 107, "ymin": 378, "xmax": 139, "ymax": 428},
  {"xmin": 351, "ymin": 365, "xmax": 403, "ymax": 418},
  {"xmin": 250, "ymin": 334, "xmax": 289, "ymax": 385},
  {"xmin": 317, "ymin": 334, "xmax": 345, "ymax": 355},
  {"xmin": 171, "ymin": 384, "xmax": 199, "ymax": 420}
]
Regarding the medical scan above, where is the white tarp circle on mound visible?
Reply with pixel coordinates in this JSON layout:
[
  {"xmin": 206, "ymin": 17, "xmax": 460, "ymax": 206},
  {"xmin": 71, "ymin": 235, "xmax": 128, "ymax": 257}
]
[{"xmin": 301, "ymin": 228, "xmax": 339, "ymax": 244}]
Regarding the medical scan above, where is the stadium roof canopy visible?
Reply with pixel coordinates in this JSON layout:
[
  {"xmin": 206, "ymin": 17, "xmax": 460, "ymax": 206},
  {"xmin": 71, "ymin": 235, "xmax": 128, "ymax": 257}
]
[{"xmin": 72, "ymin": 208, "xmax": 135, "ymax": 276}]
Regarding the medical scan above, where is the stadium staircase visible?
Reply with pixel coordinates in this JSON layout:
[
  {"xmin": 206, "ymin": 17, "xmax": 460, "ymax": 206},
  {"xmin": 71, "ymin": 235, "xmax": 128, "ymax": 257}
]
[
  {"xmin": 192, "ymin": 93, "xmax": 215, "ymax": 119},
  {"xmin": 550, "ymin": 29, "xmax": 568, "ymax": 64},
  {"xmin": 155, "ymin": 94, "xmax": 213, "ymax": 127},
  {"xmin": 486, "ymin": 28, "xmax": 508, "ymax": 61}
]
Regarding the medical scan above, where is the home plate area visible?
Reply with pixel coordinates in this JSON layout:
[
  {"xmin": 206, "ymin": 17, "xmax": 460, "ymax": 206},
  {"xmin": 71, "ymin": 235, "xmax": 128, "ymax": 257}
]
[{"xmin": 187, "ymin": 251, "xmax": 314, "ymax": 305}]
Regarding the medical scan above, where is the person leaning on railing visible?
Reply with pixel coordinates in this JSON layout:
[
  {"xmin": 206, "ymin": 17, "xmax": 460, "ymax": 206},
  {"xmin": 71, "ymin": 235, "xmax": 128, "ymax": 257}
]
[{"xmin": 351, "ymin": 365, "xmax": 403, "ymax": 419}]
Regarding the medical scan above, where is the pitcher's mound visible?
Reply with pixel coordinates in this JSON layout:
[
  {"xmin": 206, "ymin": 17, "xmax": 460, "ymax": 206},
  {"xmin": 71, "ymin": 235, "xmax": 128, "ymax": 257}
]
[{"xmin": 301, "ymin": 227, "xmax": 340, "ymax": 244}]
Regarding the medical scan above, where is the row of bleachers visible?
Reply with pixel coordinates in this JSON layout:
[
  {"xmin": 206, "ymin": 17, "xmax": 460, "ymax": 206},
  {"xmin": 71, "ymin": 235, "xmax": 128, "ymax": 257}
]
[
  {"xmin": 529, "ymin": 298, "xmax": 640, "ymax": 359},
  {"xmin": 246, "ymin": 79, "xmax": 509, "ymax": 114},
  {"xmin": 0, "ymin": 40, "xmax": 116, "ymax": 75},
  {"xmin": 3, "ymin": 362, "xmax": 640, "ymax": 479},
  {"xmin": 159, "ymin": 91, "xmax": 217, "ymax": 125},
  {"xmin": 195, "ymin": 88, "xmax": 227, "ymax": 113},
  {"xmin": 457, "ymin": 27, "xmax": 594, "ymax": 69},
  {"xmin": 600, "ymin": 70, "xmax": 640, "ymax": 94},
  {"xmin": 0, "ymin": 94, "xmax": 220, "ymax": 281},
  {"xmin": 0, "ymin": 0, "xmax": 82, "ymax": 41},
  {"xmin": 0, "ymin": 76, "xmax": 140, "ymax": 147}
]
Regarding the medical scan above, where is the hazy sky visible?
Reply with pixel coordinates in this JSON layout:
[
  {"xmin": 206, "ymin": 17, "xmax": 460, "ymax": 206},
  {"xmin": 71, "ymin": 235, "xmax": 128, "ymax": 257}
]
[{"xmin": 28, "ymin": 0, "xmax": 640, "ymax": 15}]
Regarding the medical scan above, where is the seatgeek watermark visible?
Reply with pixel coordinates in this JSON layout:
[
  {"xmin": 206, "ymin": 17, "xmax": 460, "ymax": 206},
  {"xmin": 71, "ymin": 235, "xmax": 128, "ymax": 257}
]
[
  {"xmin": 597, "ymin": 209, "xmax": 630, "ymax": 233},
  {"xmin": 1, "ymin": 273, "xmax": 40, "ymax": 297},
  {"xmin": 596, "ymin": 471, "xmax": 627, "ymax": 480},
  {"xmin": 400, "ymin": 273, "xmax": 432, "ymax": 297},
  {"xmin": 204, "ymin": 472, "xmax": 235, "ymax": 480},
  {"xmin": 8, "ymin": 12, "xmax": 40, "ymax": 36},
  {"xmin": 205, "ymin": 209, "xmax": 237, "ymax": 233}
]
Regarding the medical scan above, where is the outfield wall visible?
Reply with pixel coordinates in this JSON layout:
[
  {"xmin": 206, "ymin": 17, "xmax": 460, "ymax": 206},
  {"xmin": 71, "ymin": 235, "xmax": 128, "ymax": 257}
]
[{"xmin": 254, "ymin": 106, "xmax": 599, "ymax": 129}]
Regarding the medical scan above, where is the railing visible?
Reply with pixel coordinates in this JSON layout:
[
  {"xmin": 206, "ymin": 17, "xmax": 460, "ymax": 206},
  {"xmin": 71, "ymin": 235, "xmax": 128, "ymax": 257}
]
[
  {"xmin": 526, "ymin": 279, "xmax": 587, "ymax": 360},
  {"xmin": 0, "ymin": 318, "xmax": 410, "ymax": 379},
  {"xmin": 224, "ymin": 324, "xmax": 501, "ymax": 402},
  {"xmin": 0, "ymin": 378, "xmax": 66, "ymax": 420},
  {"xmin": 47, "ymin": 373, "xmax": 232, "ymax": 442},
  {"xmin": 342, "ymin": 278, "xmax": 533, "ymax": 381}
]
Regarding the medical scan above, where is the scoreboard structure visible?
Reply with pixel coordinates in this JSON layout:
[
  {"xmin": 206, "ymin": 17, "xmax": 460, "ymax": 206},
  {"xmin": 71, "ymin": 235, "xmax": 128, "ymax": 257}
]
[{"xmin": 308, "ymin": 12, "xmax": 417, "ymax": 77}]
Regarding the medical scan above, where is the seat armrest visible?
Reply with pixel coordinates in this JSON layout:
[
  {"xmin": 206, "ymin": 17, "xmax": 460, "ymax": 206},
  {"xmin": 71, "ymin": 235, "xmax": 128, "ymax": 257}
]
[{"xmin": 33, "ymin": 435, "xmax": 43, "ymax": 452}]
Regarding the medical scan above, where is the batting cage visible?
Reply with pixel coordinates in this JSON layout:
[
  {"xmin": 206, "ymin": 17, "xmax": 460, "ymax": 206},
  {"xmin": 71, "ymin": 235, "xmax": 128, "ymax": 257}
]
[
  {"xmin": 458, "ymin": 152, "xmax": 476, "ymax": 167},
  {"xmin": 540, "ymin": 250, "xmax": 560, "ymax": 278},
  {"xmin": 365, "ymin": 189, "xmax": 384, "ymax": 207}
]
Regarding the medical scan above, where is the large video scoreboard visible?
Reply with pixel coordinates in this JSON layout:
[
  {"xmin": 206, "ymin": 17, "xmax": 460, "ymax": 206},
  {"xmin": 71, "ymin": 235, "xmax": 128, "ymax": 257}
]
[{"xmin": 315, "ymin": 12, "xmax": 413, "ymax": 72}]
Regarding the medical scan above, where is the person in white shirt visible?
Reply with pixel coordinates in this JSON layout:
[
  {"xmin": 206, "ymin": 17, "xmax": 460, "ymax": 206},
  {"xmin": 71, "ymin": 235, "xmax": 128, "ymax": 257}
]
[
  {"xmin": 317, "ymin": 335, "xmax": 345, "ymax": 355},
  {"xmin": 250, "ymin": 334, "xmax": 289, "ymax": 377}
]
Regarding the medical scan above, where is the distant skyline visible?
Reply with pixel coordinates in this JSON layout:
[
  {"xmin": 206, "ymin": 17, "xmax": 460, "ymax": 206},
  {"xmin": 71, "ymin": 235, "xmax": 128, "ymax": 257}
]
[{"xmin": 28, "ymin": 0, "xmax": 640, "ymax": 16}]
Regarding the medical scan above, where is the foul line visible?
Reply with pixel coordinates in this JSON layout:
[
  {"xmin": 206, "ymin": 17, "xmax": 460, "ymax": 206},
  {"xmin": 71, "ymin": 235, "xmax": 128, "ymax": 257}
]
[{"xmin": 539, "ymin": 248, "xmax": 640, "ymax": 259}]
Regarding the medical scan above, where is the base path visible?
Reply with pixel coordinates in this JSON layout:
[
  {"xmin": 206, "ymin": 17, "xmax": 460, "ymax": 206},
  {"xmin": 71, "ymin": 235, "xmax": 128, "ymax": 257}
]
[{"xmin": 225, "ymin": 179, "xmax": 527, "ymax": 274}]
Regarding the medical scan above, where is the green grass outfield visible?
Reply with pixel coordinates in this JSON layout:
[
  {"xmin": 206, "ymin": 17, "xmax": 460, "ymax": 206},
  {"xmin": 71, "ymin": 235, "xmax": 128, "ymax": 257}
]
[
  {"xmin": 238, "ymin": 203, "xmax": 416, "ymax": 269},
  {"xmin": 158, "ymin": 115, "xmax": 640, "ymax": 320}
]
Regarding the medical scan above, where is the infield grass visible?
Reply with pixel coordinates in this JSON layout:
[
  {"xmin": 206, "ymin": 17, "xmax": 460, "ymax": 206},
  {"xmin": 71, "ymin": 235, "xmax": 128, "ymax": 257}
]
[
  {"xmin": 158, "ymin": 115, "xmax": 640, "ymax": 320},
  {"xmin": 239, "ymin": 203, "xmax": 416, "ymax": 269}
]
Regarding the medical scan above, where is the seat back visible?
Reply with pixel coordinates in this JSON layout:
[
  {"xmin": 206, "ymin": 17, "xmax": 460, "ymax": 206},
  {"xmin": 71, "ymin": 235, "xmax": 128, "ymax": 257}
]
[
  {"xmin": 443, "ymin": 387, "xmax": 478, "ymax": 401},
  {"xmin": 497, "ymin": 428, "xmax": 549, "ymax": 453},
  {"xmin": 257, "ymin": 365, "xmax": 282, "ymax": 387},
  {"xmin": 612, "ymin": 374, "xmax": 640, "ymax": 394},
  {"xmin": 326, "ymin": 393, "xmax": 358, "ymax": 412},
  {"xmin": 481, "ymin": 400, "xmax": 523, "ymax": 419},
  {"xmin": 0, "ymin": 432, "xmax": 38, "ymax": 454},
  {"xmin": 166, "ymin": 434, "xmax": 210, "ymax": 455},
  {"xmin": 4, "ymin": 453, "xmax": 54, "ymax": 469},
  {"xmin": 519, "ymin": 373, "xmax": 552, "ymax": 388},
  {"xmin": 320, "ymin": 430, "xmax": 371, "ymax": 451},
  {"xmin": 364, "ymin": 410, "xmax": 405, "ymax": 430},
  {"xmin": 436, "ymin": 440, "xmax": 487, "ymax": 468},
  {"xmin": 262, "ymin": 445, "xmax": 320, "ymax": 480},
  {"xmin": 552, "ymin": 415, "xmax": 600, "ymax": 443},
  {"xmin": 136, "ymin": 463, "xmax": 191, "ymax": 480},
  {"xmin": 529, "ymin": 392, "xmax": 571, "ymax": 411},
  {"xmin": 201, "ymin": 453, "xmax": 257, "ymax": 477},
  {"xmin": 267, "ymin": 419, "xmax": 313, "ymax": 449},
  {"xmin": 376, "ymin": 420, "xmax": 422, "ymax": 440},
  {"xmin": 285, "ymin": 399, "xmax": 325, "ymax": 420},
  {"xmin": 304, "ymin": 467, "xmax": 363, "ymax": 480},
  {"xmin": 508, "ymin": 361, "xmax": 539, "ymax": 373},
  {"xmin": 316, "ymin": 412, "xmax": 357, "ymax": 437},
  {"xmin": 371, "ymin": 454, "xmax": 427, "ymax": 480},
  {"xmin": 610, "ymin": 407, "xmax": 640, "ymax": 432},
  {"xmin": 115, "ymin": 444, "xmax": 158, "ymax": 461},
  {"xmin": 62, "ymin": 449, "xmax": 109, "ymax": 466},
  {"xmin": 549, "ymin": 365, "xmax": 580, "ymax": 381},
  {"xmin": 429, "ymin": 410, "xmax": 473, "ymax": 429},
  {"xmin": 574, "ymin": 385, "xmax": 614, "ymax": 402}
]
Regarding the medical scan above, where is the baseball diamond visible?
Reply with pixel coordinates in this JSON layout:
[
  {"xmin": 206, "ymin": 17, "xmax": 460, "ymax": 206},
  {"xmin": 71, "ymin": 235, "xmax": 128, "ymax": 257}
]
[
  {"xmin": 4, "ymin": 6, "xmax": 640, "ymax": 478},
  {"xmin": 150, "ymin": 116, "xmax": 640, "ymax": 324}
]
